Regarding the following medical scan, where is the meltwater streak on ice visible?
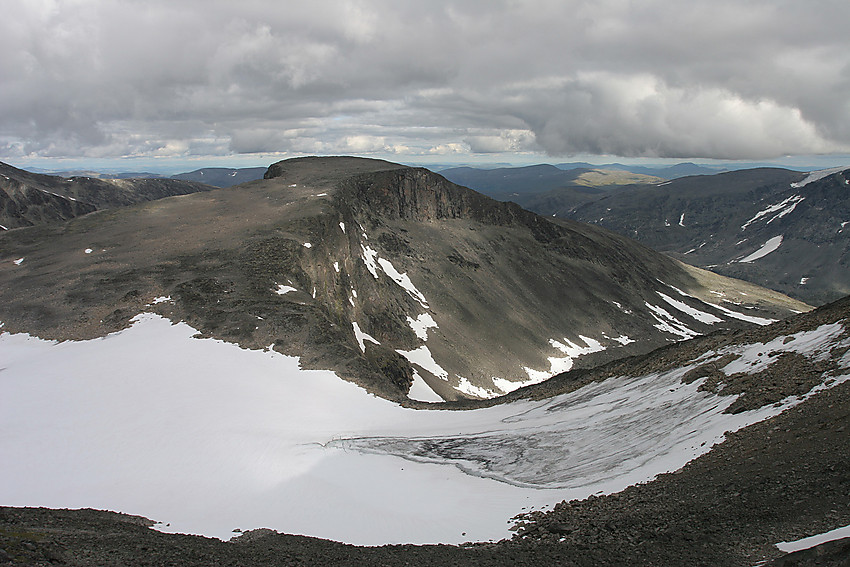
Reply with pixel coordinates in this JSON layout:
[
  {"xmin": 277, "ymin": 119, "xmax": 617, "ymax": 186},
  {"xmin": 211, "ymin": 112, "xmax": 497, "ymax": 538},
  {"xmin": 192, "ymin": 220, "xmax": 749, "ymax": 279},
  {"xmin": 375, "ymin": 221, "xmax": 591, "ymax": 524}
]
[{"xmin": 1, "ymin": 314, "xmax": 848, "ymax": 546}]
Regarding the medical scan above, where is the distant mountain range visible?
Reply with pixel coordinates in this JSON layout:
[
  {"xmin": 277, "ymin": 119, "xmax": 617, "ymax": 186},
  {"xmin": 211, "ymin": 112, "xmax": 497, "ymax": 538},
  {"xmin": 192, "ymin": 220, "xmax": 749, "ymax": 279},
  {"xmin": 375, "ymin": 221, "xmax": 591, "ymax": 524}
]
[
  {"xmin": 442, "ymin": 163, "xmax": 850, "ymax": 306},
  {"xmin": 567, "ymin": 167, "xmax": 850, "ymax": 306},
  {"xmin": 170, "ymin": 167, "xmax": 268, "ymax": 187},
  {"xmin": 0, "ymin": 161, "xmax": 214, "ymax": 229}
]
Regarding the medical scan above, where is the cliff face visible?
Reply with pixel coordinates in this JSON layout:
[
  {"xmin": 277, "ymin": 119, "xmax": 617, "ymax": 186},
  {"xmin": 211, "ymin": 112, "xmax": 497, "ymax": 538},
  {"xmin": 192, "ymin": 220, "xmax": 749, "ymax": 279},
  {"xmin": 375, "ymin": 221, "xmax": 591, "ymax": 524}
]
[{"xmin": 0, "ymin": 157, "xmax": 809, "ymax": 401}]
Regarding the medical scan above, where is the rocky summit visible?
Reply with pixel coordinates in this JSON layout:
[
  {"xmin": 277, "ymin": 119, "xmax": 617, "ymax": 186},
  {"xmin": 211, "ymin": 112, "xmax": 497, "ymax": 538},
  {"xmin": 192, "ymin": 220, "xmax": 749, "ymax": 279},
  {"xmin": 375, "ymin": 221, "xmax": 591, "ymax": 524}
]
[{"xmin": 0, "ymin": 156, "xmax": 806, "ymax": 401}]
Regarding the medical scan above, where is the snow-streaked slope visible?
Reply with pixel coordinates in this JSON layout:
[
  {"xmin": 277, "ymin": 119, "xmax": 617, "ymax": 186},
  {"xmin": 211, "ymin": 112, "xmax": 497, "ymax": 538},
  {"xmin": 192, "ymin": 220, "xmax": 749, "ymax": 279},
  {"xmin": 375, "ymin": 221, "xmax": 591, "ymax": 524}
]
[
  {"xmin": 776, "ymin": 523, "xmax": 850, "ymax": 553},
  {"xmin": 1, "ymin": 314, "xmax": 848, "ymax": 546}
]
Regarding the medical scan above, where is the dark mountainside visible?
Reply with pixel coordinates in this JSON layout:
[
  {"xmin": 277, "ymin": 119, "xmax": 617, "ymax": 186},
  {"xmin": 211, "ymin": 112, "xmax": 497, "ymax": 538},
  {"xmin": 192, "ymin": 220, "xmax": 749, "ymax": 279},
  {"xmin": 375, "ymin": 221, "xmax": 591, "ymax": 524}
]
[
  {"xmin": 0, "ymin": 157, "xmax": 806, "ymax": 402},
  {"xmin": 171, "ymin": 166, "xmax": 268, "ymax": 188},
  {"xmin": 2, "ymin": 295, "xmax": 850, "ymax": 566},
  {"xmin": 566, "ymin": 167, "xmax": 850, "ymax": 306},
  {"xmin": 441, "ymin": 165, "xmax": 850, "ymax": 306},
  {"xmin": 0, "ymin": 161, "xmax": 214, "ymax": 230}
]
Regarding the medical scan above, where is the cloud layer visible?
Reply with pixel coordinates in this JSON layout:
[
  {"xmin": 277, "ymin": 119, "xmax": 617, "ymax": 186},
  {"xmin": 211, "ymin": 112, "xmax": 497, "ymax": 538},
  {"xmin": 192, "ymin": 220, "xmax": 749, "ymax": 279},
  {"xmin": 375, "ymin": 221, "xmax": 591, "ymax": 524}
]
[{"xmin": 2, "ymin": 0, "xmax": 850, "ymax": 162}]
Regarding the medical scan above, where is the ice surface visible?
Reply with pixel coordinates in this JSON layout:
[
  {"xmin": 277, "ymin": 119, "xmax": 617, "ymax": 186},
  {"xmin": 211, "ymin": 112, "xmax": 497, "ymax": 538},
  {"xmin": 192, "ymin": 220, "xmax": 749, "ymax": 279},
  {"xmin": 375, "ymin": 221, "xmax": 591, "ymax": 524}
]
[
  {"xmin": 1, "ymin": 315, "xmax": 848, "ymax": 546},
  {"xmin": 790, "ymin": 166, "xmax": 847, "ymax": 188},
  {"xmin": 739, "ymin": 235, "xmax": 783, "ymax": 263},
  {"xmin": 776, "ymin": 523, "xmax": 850, "ymax": 553}
]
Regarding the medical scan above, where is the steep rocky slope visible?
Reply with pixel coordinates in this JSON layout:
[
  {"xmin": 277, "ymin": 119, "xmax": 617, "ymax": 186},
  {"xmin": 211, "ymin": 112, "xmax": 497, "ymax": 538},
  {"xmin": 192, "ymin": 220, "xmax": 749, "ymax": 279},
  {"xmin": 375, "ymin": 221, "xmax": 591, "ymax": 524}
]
[
  {"xmin": 0, "ymin": 161, "xmax": 214, "ymax": 229},
  {"xmin": 0, "ymin": 157, "xmax": 807, "ymax": 402},
  {"xmin": 564, "ymin": 167, "xmax": 850, "ymax": 305}
]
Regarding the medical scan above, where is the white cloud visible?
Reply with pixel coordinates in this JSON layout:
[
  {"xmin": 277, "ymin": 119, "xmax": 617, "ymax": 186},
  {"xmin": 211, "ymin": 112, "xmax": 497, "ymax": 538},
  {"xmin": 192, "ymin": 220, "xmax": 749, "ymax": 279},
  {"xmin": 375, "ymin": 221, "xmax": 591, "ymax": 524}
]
[{"xmin": 1, "ymin": 0, "xmax": 849, "ymax": 163}]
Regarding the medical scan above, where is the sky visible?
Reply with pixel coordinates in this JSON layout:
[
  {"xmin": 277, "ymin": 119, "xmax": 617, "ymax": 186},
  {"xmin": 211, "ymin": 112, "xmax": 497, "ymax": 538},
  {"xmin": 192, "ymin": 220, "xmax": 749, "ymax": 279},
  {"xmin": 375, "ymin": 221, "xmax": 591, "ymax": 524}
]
[{"xmin": 3, "ymin": 0, "xmax": 850, "ymax": 173}]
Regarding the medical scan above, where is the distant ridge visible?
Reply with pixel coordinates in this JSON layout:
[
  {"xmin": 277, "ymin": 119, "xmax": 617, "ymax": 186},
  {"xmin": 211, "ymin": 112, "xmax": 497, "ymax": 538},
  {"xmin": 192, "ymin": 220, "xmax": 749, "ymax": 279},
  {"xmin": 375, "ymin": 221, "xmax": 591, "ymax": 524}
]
[{"xmin": 0, "ymin": 161, "xmax": 214, "ymax": 229}]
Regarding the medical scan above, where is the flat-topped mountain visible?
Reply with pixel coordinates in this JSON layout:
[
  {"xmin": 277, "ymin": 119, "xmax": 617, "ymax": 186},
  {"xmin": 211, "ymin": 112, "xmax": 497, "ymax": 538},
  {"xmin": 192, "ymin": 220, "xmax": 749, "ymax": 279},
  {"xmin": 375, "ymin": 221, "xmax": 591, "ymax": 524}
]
[{"xmin": 0, "ymin": 156, "xmax": 807, "ymax": 402}]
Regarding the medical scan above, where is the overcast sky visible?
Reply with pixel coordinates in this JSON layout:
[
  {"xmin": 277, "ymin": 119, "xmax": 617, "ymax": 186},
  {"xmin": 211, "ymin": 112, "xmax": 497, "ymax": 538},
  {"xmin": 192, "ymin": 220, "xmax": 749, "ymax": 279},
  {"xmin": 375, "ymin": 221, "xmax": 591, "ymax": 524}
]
[{"xmin": 3, "ymin": 0, "xmax": 850, "ymax": 171}]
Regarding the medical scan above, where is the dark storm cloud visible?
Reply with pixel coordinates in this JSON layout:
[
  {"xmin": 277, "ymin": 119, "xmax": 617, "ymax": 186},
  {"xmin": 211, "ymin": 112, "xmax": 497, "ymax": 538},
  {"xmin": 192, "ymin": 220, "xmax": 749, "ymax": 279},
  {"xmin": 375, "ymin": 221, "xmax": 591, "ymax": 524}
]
[{"xmin": 2, "ymin": 0, "xmax": 849, "ymax": 161}]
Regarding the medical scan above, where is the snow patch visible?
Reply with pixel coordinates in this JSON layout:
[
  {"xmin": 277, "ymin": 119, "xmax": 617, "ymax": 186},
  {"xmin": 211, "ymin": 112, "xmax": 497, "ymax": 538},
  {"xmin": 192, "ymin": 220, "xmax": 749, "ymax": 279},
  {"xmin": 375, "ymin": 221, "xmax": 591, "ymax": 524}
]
[
  {"xmin": 739, "ymin": 235, "xmax": 783, "ymax": 263},
  {"xmin": 377, "ymin": 257, "xmax": 429, "ymax": 308},
  {"xmin": 407, "ymin": 313, "xmax": 438, "ymax": 341},
  {"xmin": 303, "ymin": 242, "xmax": 312, "ymax": 248},
  {"xmin": 275, "ymin": 284, "xmax": 297, "ymax": 295},
  {"xmin": 790, "ymin": 166, "xmax": 847, "ymax": 188},
  {"xmin": 657, "ymin": 292, "xmax": 723, "ymax": 324},
  {"xmin": 776, "ymin": 524, "xmax": 850, "ymax": 554},
  {"xmin": 361, "ymin": 244, "xmax": 380, "ymax": 279},
  {"xmin": 84, "ymin": 248, "xmax": 93, "ymax": 254},
  {"xmin": 396, "ymin": 345, "xmax": 449, "ymax": 380},
  {"xmin": 800, "ymin": 277, "xmax": 809, "ymax": 285},
  {"xmin": 741, "ymin": 195, "xmax": 804, "ymax": 231},
  {"xmin": 339, "ymin": 222, "xmax": 346, "ymax": 233},
  {"xmin": 150, "ymin": 296, "xmax": 171, "ymax": 305},
  {"xmin": 522, "ymin": 336, "xmax": 607, "ymax": 385},
  {"xmin": 352, "ymin": 322, "xmax": 380, "ymax": 353},
  {"xmin": 333, "ymin": 261, "xmax": 340, "ymax": 273},
  {"xmin": 719, "ymin": 323, "xmax": 846, "ymax": 376},
  {"xmin": 13, "ymin": 258, "xmax": 24, "ymax": 265},
  {"xmin": 456, "ymin": 376, "xmax": 500, "ymax": 399},
  {"xmin": 678, "ymin": 213, "xmax": 685, "ymax": 227},
  {"xmin": 407, "ymin": 371, "xmax": 443, "ymax": 403},
  {"xmin": 646, "ymin": 303, "xmax": 699, "ymax": 340}
]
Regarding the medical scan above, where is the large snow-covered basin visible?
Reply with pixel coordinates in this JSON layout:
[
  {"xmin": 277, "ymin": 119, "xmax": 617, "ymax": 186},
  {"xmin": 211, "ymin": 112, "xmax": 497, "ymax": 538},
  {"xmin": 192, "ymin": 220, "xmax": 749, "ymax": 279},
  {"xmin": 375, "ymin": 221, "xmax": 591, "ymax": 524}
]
[{"xmin": 1, "ymin": 313, "xmax": 845, "ymax": 545}]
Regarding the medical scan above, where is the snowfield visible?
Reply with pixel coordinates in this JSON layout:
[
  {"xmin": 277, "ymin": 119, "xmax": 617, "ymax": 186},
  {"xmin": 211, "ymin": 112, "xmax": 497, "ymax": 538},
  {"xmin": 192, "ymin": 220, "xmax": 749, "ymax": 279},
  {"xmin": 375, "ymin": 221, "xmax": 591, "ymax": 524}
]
[
  {"xmin": 1, "ymin": 313, "xmax": 848, "ymax": 546},
  {"xmin": 739, "ymin": 235, "xmax": 783, "ymax": 263}
]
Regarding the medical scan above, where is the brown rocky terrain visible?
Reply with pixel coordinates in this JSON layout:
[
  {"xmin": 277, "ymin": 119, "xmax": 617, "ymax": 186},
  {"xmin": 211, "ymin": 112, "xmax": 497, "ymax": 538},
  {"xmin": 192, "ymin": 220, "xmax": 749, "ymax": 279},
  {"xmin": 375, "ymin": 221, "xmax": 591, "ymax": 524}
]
[{"xmin": 0, "ymin": 157, "xmax": 809, "ymax": 401}]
